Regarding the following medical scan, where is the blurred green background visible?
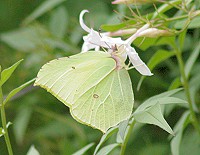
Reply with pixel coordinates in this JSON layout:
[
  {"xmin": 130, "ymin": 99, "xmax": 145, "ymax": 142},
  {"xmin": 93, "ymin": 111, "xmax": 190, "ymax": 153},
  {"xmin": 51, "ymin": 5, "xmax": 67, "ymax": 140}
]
[{"xmin": 0, "ymin": 0, "xmax": 200, "ymax": 155}]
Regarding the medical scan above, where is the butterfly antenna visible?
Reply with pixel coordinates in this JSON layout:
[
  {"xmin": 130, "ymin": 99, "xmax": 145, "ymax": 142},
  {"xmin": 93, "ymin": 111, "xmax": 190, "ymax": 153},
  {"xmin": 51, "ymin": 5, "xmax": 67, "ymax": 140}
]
[{"xmin": 98, "ymin": 28, "xmax": 112, "ymax": 49}]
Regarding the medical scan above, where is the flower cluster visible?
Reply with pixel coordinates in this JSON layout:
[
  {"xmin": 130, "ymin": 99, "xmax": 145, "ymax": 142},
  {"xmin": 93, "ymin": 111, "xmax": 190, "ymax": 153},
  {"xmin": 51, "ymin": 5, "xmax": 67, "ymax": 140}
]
[{"xmin": 79, "ymin": 10, "xmax": 153, "ymax": 76}]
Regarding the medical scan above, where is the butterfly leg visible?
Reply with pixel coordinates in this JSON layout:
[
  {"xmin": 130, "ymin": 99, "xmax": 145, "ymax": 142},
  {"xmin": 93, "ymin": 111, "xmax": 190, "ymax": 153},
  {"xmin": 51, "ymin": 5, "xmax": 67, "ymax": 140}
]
[{"xmin": 126, "ymin": 62, "xmax": 145, "ymax": 70}]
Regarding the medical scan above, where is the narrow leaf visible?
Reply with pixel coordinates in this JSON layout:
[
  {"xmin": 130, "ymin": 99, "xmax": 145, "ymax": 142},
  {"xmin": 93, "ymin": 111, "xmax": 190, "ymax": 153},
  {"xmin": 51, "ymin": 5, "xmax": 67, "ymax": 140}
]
[
  {"xmin": 72, "ymin": 143, "xmax": 95, "ymax": 155},
  {"xmin": 137, "ymin": 50, "xmax": 175, "ymax": 90},
  {"xmin": 23, "ymin": 0, "xmax": 66, "ymax": 25},
  {"xmin": 133, "ymin": 103, "xmax": 174, "ymax": 135},
  {"xmin": 0, "ymin": 59, "xmax": 23, "ymax": 86},
  {"xmin": 147, "ymin": 88, "xmax": 183, "ymax": 101},
  {"xmin": 96, "ymin": 143, "xmax": 119, "ymax": 155},
  {"xmin": 185, "ymin": 42, "xmax": 200, "ymax": 78},
  {"xmin": 94, "ymin": 127, "xmax": 118, "ymax": 155},
  {"xmin": 168, "ymin": 77, "xmax": 181, "ymax": 90},
  {"xmin": 27, "ymin": 145, "xmax": 40, "ymax": 155},
  {"xmin": 3, "ymin": 78, "xmax": 35, "ymax": 105},
  {"xmin": 170, "ymin": 111, "xmax": 190, "ymax": 155},
  {"xmin": 136, "ymin": 97, "xmax": 187, "ymax": 112}
]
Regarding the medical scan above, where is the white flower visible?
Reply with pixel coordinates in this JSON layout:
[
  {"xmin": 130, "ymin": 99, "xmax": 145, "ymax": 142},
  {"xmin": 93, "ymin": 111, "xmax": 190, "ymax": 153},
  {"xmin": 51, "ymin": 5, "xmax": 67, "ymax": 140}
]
[{"xmin": 79, "ymin": 10, "xmax": 153, "ymax": 76}]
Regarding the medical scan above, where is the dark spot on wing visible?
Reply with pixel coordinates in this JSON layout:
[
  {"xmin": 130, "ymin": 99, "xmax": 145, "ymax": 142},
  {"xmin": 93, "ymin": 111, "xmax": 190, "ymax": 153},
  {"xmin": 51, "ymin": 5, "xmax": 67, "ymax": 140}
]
[
  {"xmin": 93, "ymin": 94, "xmax": 99, "ymax": 98},
  {"xmin": 72, "ymin": 66, "xmax": 75, "ymax": 69}
]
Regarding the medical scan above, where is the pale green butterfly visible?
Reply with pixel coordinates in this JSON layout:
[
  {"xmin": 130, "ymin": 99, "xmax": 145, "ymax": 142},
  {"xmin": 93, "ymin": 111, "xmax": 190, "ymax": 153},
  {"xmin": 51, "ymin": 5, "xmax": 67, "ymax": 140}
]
[{"xmin": 34, "ymin": 51, "xmax": 134, "ymax": 133}]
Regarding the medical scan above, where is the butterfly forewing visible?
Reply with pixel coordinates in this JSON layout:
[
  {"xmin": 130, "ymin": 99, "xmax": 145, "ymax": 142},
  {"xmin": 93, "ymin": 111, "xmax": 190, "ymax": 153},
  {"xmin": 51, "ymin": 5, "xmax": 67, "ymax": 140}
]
[
  {"xmin": 34, "ymin": 51, "xmax": 134, "ymax": 132},
  {"xmin": 35, "ymin": 51, "xmax": 116, "ymax": 106}
]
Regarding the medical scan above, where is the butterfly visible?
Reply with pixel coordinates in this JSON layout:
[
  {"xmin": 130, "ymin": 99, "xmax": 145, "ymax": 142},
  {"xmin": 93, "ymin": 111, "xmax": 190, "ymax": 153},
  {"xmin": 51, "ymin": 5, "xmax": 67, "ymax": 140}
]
[{"xmin": 34, "ymin": 51, "xmax": 134, "ymax": 132}]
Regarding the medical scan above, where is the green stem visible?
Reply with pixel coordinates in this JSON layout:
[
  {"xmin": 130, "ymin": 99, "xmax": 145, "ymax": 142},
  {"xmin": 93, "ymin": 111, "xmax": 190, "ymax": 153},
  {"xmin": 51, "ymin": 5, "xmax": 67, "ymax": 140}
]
[
  {"xmin": 120, "ymin": 120, "xmax": 136, "ymax": 155},
  {"xmin": 0, "ymin": 87, "xmax": 13, "ymax": 155},
  {"xmin": 175, "ymin": 50, "xmax": 200, "ymax": 135}
]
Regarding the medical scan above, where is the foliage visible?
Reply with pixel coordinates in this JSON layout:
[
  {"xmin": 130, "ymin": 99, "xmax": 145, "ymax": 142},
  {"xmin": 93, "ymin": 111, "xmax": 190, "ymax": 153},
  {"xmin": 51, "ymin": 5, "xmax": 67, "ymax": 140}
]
[{"xmin": 0, "ymin": 0, "xmax": 200, "ymax": 155}]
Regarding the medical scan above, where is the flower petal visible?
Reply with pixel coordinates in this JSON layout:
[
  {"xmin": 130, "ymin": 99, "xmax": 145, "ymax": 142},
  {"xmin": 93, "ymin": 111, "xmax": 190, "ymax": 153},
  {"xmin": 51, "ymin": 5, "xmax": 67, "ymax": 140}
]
[
  {"xmin": 101, "ymin": 36, "xmax": 124, "ymax": 45},
  {"xmin": 126, "ymin": 46, "xmax": 153, "ymax": 76},
  {"xmin": 81, "ymin": 41, "xmax": 98, "ymax": 52},
  {"xmin": 79, "ymin": 10, "xmax": 91, "ymax": 33}
]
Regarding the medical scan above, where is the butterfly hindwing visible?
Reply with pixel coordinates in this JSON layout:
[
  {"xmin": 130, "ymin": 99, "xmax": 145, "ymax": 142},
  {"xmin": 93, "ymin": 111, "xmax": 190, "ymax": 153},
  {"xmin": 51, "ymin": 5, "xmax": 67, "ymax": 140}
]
[{"xmin": 71, "ymin": 68, "xmax": 134, "ymax": 132}]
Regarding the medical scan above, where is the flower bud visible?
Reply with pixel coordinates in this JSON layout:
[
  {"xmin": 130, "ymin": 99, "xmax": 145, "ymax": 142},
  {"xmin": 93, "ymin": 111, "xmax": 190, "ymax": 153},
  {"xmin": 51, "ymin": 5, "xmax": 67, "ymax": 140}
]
[
  {"xmin": 112, "ymin": 0, "xmax": 156, "ymax": 4},
  {"xmin": 138, "ymin": 28, "xmax": 174, "ymax": 38}
]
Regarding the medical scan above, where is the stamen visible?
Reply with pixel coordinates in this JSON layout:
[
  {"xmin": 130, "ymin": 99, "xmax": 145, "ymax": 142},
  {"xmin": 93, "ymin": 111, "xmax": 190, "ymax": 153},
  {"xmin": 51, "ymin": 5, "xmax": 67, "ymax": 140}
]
[{"xmin": 125, "ymin": 24, "xmax": 150, "ymax": 45}]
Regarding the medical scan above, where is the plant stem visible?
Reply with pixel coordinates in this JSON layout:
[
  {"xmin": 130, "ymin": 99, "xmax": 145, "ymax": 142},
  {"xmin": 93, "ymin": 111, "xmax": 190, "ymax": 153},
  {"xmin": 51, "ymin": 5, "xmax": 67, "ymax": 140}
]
[
  {"xmin": 175, "ymin": 50, "xmax": 200, "ymax": 135},
  {"xmin": 120, "ymin": 120, "xmax": 136, "ymax": 155},
  {"xmin": 0, "ymin": 86, "xmax": 13, "ymax": 155}
]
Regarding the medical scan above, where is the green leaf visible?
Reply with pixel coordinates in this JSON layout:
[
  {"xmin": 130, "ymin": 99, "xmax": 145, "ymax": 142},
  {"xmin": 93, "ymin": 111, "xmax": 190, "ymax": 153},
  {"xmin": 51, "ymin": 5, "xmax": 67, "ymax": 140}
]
[
  {"xmin": 136, "ymin": 97, "xmax": 187, "ymax": 112},
  {"xmin": 1, "ymin": 25, "xmax": 50, "ymax": 52},
  {"xmin": 2, "ymin": 24, "xmax": 72, "ymax": 52},
  {"xmin": 133, "ymin": 103, "xmax": 174, "ymax": 135},
  {"xmin": 152, "ymin": 0, "xmax": 182, "ymax": 19},
  {"xmin": 133, "ymin": 37, "xmax": 158, "ymax": 51},
  {"xmin": 72, "ymin": 143, "xmax": 95, "ymax": 155},
  {"xmin": 168, "ymin": 77, "xmax": 181, "ymax": 90},
  {"xmin": 101, "ymin": 20, "xmax": 136, "ymax": 32},
  {"xmin": 116, "ymin": 119, "xmax": 129, "ymax": 143},
  {"xmin": 0, "ymin": 127, "xmax": 5, "ymax": 137},
  {"xmin": 156, "ymin": 36, "xmax": 176, "ymax": 47},
  {"xmin": 94, "ymin": 126, "xmax": 118, "ymax": 155},
  {"xmin": 149, "ymin": 88, "xmax": 183, "ymax": 99},
  {"xmin": 185, "ymin": 42, "xmax": 200, "ymax": 78},
  {"xmin": 23, "ymin": 0, "xmax": 66, "ymax": 25},
  {"xmin": 137, "ymin": 50, "xmax": 175, "ymax": 90},
  {"xmin": 49, "ymin": 6, "xmax": 68, "ymax": 38},
  {"xmin": 27, "ymin": 145, "xmax": 40, "ymax": 155},
  {"xmin": 3, "ymin": 78, "xmax": 35, "ymax": 105},
  {"xmin": 148, "ymin": 50, "xmax": 175, "ymax": 69},
  {"xmin": 0, "ymin": 59, "xmax": 23, "ymax": 86},
  {"xmin": 96, "ymin": 143, "xmax": 119, "ymax": 155},
  {"xmin": 170, "ymin": 111, "xmax": 190, "ymax": 155},
  {"xmin": 13, "ymin": 106, "xmax": 33, "ymax": 144},
  {"xmin": 174, "ymin": 16, "xmax": 200, "ymax": 29}
]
